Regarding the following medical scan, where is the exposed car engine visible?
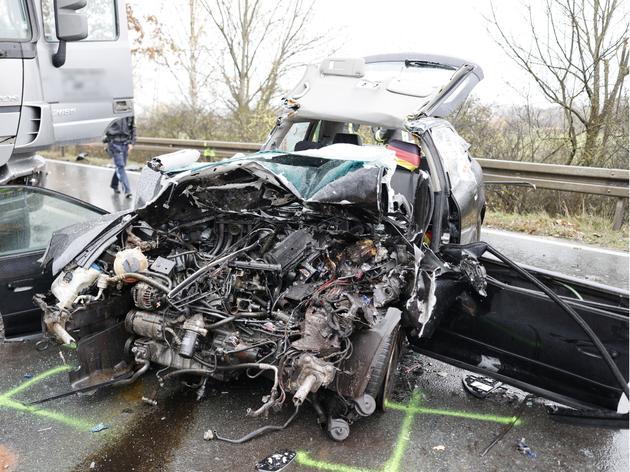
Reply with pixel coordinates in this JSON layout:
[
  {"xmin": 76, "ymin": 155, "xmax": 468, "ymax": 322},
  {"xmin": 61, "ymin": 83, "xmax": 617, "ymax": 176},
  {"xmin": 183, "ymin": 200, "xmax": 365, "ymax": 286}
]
[{"xmin": 35, "ymin": 151, "xmax": 440, "ymax": 440}]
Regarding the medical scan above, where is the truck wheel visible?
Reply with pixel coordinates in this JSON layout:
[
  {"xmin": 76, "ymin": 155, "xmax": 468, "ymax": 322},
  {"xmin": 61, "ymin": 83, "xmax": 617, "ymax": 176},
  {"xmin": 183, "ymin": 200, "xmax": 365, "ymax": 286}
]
[{"xmin": 365, "ymin": 325, "xmax": 403, "ymax": 411}]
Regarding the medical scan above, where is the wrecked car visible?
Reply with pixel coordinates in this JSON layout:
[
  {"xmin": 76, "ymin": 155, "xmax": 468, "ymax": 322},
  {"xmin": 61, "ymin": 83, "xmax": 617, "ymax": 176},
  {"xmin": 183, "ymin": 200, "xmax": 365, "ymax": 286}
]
[{"xmin": 6, "ymin": 54, "xmax": 628, "ymax": 441}]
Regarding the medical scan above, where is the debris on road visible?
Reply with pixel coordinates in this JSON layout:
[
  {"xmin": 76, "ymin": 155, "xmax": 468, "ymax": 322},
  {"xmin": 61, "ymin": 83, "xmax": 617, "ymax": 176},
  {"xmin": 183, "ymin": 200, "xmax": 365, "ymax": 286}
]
[
  {"xmin": 255, "ymin": 450, "xmax": 297, "ymax": 471},
  {"xmin": 462, "ymin": 375, "xmax": 503, "ymax": 399},
  {"xmin": 90, "ymin": 423, "xmax": 109, "ymax": 433},
  {"xmin": 141, "ymin": 396, "xmax": 157, "ymax": 406},
  {"xmin": 203, "ymin": 430, "xmax": 215, "ymax": 441},
  {"xmin": 462, "ymin": 374, "xmax": 525, "ymax": 405},
  {"xmin": 36, "ymin": 427, "xmax": 52, "ymax": 432},
  {"xmin": 516, "ymin": 438, "xmax": 537, "ymax": 458},
  {"xmin": 480, "ymin": 395, "xmax": 531, "ymax": 457},
  {"xmin": 403, "ymin": 362, "xmax": 424, "ymax": 376},
  {"xmin": 432, "ymin": 445, "xmax": 446, "ymax": 451}
]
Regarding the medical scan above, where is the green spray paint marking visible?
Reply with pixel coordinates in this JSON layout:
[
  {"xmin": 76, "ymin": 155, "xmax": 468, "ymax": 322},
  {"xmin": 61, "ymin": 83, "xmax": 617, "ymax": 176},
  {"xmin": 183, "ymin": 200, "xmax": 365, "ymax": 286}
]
[
  {"xmin": 0, "ymin": 364, "xmax": 93, "ymax": 430},
  {"xmin": 297, "ymin": 390, "xmax": 522, "ymax": 472},
  {"xmin": 381, "ymin": 390, "xmax": 422, "ymax": 472},
  {"xmin": 0, "ymin": 364, "xmax": 72, "ymax": 399},
  {"xmin": 296, "ymin": 452, "xmax": 377, "ymax": 472},
  {"xmin": 384, "ymin": 400, "xmax": 523, "ymax": 426}
]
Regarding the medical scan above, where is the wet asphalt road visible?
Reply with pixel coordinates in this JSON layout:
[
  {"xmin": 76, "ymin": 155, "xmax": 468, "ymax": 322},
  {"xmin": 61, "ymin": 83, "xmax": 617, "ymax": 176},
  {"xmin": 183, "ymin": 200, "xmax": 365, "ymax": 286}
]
[
  {"xmin": 0, "ymin": 158, "xmax": 627, "ymax": 471},
  {"xmin": 1, "ymin": 342, "xmax": 627, "ymax": 472}
]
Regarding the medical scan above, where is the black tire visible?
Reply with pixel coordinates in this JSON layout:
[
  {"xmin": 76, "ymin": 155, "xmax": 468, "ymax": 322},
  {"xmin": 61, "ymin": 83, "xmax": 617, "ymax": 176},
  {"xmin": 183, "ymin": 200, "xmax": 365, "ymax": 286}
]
[{"xmin": 365, "ymin": 325, "xmax": 403, "ymax": 410}]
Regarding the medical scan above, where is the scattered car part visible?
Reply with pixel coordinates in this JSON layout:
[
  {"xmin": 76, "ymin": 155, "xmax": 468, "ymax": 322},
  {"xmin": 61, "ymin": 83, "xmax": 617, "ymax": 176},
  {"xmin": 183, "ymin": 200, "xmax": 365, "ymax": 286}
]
[
  {"xmin": 516, "ymin": 438, "xmax": 537, "ymax": 458},
  {"xmin": 209, "ymin": 407, "xmax": 300, "ymax": 444},
  {"xmin": 255, "ymin": 450, "xmax": 297, "ymax": 472},
  {"xmin": 462, "ymin": 375, "xmax": 503, "ymax": 399},
  {"xmin": 479, "ymin": 395, "xmax": 530, "ymax": 457}
]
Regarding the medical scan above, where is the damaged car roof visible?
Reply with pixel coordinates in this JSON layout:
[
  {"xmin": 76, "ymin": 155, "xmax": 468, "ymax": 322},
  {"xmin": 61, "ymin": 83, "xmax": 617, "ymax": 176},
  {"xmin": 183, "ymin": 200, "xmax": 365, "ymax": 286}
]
[{"xmin": 285, "ymin": 52, "xmax": 484, "ymax": 129}]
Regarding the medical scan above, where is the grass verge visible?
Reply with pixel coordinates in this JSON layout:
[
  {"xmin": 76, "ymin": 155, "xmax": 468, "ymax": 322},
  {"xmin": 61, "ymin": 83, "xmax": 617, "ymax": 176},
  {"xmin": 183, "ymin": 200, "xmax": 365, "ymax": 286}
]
[{"xmin": 485, "ymin": 210, "xmax": 628, "ymax": 251}]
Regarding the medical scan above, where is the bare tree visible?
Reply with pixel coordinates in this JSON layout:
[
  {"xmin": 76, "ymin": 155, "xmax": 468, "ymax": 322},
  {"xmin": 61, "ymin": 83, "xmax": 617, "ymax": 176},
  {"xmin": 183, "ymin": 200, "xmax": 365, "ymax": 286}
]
[
  {"xmin": 201, "ymin": 0, "xmax": 328, "ymax": 136},
  {"xmin": 128, "ymin": 1, "xmax": 214, "ymax": 114},
  {"xmin": 490, "ymin": 0, "xmax": 629, "ymax": 166}
]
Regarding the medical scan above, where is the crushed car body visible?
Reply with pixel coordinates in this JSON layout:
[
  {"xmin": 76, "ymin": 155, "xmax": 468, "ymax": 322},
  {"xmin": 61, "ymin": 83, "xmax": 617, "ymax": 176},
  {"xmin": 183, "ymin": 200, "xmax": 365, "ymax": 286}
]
[{"xmin": 35, "ymin": 53, "xmax": 629, "ymax": 440}]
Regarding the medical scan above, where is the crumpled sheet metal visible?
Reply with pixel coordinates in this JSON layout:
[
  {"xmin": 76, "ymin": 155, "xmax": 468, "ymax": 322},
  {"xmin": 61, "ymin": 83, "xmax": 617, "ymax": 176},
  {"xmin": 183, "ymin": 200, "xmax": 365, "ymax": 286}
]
[
  {"xmin": 42, "ymin": 211, "xmax": 129, "ymax": 275},
  {"xmin": 135, "ymin": 144, "xmax": 398, "ymax": 214}
]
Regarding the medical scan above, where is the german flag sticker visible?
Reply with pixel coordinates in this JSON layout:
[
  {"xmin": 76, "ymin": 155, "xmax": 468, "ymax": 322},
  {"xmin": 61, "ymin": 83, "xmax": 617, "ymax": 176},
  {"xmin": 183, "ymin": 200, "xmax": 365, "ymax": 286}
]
[{"xmin": 387, "ymin": 139, "xmax": 421, "ymax": 171}]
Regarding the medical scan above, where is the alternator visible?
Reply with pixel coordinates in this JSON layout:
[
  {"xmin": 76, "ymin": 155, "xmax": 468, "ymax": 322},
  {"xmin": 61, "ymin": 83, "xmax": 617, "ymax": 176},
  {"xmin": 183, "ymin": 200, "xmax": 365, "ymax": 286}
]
[{"xmin": 132, "ymin": 282, "xmax": 163, "ymax": 310}]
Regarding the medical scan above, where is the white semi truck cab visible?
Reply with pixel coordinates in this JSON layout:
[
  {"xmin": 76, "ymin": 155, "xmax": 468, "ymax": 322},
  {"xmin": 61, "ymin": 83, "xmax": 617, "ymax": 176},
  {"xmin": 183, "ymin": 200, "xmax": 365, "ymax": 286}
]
[{"xmin": 0, "ymin": 0, "xmax": 133, "ymax": 185}]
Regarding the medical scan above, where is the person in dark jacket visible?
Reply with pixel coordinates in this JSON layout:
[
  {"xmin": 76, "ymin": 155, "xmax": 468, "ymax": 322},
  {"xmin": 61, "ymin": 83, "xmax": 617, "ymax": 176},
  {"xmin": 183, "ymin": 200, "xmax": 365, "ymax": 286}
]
[{"xmin": 104, "ymin": 116, "xmax": 136, "ymax": 198}]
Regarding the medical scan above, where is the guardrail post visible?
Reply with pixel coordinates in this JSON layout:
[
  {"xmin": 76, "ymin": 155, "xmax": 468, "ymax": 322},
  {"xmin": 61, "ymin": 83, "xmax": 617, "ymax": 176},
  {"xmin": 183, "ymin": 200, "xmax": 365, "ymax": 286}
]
[{"xmin": 612, "ymin": 197, "xmax": 626, "ymax": 231}]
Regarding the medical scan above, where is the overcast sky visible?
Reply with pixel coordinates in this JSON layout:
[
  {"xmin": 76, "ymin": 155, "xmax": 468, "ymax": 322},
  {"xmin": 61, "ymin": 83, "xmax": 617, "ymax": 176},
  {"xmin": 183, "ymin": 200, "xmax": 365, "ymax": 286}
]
[{"xmin": 130, "ymin": 0, "xmax": 618, "ymax": 113}]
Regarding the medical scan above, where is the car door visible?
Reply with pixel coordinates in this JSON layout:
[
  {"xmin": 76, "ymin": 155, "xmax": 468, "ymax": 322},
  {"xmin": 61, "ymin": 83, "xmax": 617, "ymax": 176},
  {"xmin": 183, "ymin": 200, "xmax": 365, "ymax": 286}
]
[
  {"xmin": 409, "ymin": 259, "xmax": 629, "ymax": 415},
  {"xmin": 0, "ymin": 185, "xmax": 106, "ymax": 339}
]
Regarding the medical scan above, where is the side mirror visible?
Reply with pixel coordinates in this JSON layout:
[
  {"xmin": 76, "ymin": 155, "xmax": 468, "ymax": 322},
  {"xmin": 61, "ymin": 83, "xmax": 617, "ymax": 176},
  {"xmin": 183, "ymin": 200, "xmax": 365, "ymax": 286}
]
[
  {"xmin": 52, "ymin": 0, "xmax": 88, "ymax": 68},
  {"xmin": 55, "ymin": 0, "xmax": 88, "ymax": 41}
]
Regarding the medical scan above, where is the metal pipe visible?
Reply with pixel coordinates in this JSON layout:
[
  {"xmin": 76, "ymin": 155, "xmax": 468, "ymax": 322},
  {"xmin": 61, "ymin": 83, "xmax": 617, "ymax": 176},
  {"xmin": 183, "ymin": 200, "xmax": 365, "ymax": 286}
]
[
  {"xmin": 167, "ymin": 240, "xmax": 260, "ymax": 299},
  {"xmin": 112, "ymin": 359, "xmax": 150, "ymax": 386},
  {"xmin": 51, "ymin": 322, "xmax": 75, "ymax": 346},
  {"xmin": 211, "ymin": 406, "xmax": 300, "ymax": 444},
  {"xmin": 107, "ymin": 272, "xmax": 171, "ymax": 293}
]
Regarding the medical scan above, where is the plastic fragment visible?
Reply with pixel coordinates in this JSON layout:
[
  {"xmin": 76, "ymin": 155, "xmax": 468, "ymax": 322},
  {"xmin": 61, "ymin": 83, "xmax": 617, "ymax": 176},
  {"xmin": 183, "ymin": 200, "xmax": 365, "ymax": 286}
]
[
  {"xmin": 90, "ymin": 423, "xmax": 109, "ymax": 433},
  {"xmin": 255, "ymin": 450, "xmax": 297, "ymax": 471},
  {"xmin": 462, "ymin": 375, "xmax": 503, "ymax": 399},
  {"xmin": 516, "ymin": 438, "xmax": 537, "ymax": 458},
  {"xmin": 432, "ymin": 445, "xmax": 446, "ymax": 451},
  {"xmin": 203, "ymin": 430, "xmax": 215, "ymax": 441}
]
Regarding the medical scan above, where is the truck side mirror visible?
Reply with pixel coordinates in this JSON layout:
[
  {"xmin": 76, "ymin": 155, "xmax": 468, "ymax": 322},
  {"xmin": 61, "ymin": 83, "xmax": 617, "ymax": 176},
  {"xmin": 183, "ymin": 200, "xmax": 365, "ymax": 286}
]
[{"xmin": 52, "ymin": 0, "xmax": 88, "ymax": 68}]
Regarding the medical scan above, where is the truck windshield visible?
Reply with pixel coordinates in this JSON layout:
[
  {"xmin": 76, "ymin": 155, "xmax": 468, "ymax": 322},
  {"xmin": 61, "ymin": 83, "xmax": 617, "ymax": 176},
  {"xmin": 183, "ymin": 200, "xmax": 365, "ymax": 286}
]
[{"xmin": 0, "ymin": 0, "xmax": 31, "ymax": 41}]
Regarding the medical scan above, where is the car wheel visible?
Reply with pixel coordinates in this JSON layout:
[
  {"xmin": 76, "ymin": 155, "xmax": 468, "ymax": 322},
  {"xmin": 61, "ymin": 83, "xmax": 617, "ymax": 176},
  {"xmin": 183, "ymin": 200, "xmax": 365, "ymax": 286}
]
[{"xmin": 365, "ymin": 325, "xmax": 403, "ymax": 410}]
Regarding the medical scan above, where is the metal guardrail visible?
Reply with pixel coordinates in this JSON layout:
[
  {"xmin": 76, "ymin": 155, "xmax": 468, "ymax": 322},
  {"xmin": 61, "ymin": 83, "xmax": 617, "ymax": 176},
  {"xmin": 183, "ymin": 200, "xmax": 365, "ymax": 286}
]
[
  {"xmin": 134, "ymin": 136, "xmax": 629, "ymax": 195},
  {"xmin": 135, "ymin": 137, "xmax": 260, "ymax": 159},
  {"xmin": 478, "ymin": 158, "xmax": 629, "ymax": 198},
  {"xmin": 111, "ymin": 137, "xmax": 630, "ymax": 229}
]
